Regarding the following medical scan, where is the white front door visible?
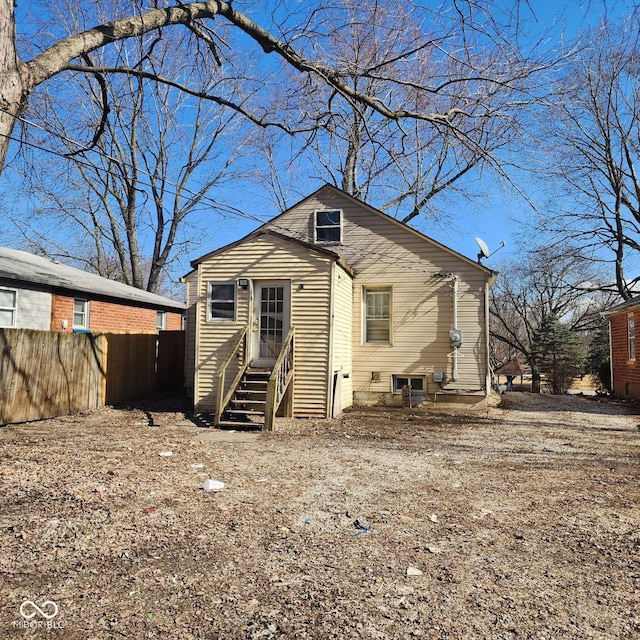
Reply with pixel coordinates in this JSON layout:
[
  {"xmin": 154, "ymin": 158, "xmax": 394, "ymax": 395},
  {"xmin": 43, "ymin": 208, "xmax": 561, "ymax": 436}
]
[{"xmin": 251, "ymin": 281, "xmax": 290, "ymax": 368}]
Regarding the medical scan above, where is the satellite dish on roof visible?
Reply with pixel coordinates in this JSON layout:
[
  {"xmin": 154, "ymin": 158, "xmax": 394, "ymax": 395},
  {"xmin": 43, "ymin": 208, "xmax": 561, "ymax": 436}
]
[
  {"xmin": 475, "ymin": 237, "xmax": 505, "ymax": 263},
  {"xmin": 475, "ymin": 237, "xmax": 490, "ymax": 259}
]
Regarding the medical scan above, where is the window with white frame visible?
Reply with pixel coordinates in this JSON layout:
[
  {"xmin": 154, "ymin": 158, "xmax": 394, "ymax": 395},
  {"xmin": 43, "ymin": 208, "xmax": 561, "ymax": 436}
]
[
  {"xmin": 629, "ymin": 312, "xmax": 636, "ymax": 360},
  {"xmin": 392, "ymin": 375, "xmax": 425, "ymax": 394},
  {"xmin": 209, "ymin": 283, "xmax": 236, "ymax": 321},
  {"xmin": 73, "ymin": 298, "xmax": 90, "ymax": 330},
  {"xmin": 364, "ymin": 287, "xmax": 391, "ymax": 343},
  {"xmin": 156, "ymin": 311, "xmax": 167, "ymax": 331},
  {"xmin": 314, "ymin": 210, "xmax": 342, "ymax": 243},
  {"xmin": 0, "ymin": 288, "xmax": 17, "ymax": 327}
]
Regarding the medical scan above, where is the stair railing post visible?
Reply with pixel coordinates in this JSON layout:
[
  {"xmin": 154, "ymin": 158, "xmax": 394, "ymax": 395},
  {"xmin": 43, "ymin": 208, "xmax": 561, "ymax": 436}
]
[
  {"xmin": 264, "ymin": 376, "xmax": 276, "ymax": 431},
  {"xmin": 215, "ymin": 326, "xmax": 248, "ymax": 426},
  {"xmin": 215, "ymin": 370, "xmax": 225, "ymax": 425}
]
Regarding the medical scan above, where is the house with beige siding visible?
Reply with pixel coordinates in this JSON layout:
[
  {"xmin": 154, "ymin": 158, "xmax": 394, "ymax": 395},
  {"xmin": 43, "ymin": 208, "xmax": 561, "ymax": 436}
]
[{"xmin": 184, "ymin": 185, "xmax": 495, "ymax": 428}]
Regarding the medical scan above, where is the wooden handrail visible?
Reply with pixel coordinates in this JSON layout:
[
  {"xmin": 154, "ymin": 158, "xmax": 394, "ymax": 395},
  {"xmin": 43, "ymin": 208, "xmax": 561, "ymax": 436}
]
[
  {"xmin": 264, "ymin": 327, "xmax": 295, "ymax": 431},
  {"xmin": 215, "ymin": 326, "xmax": 248, "ymax": 425}
]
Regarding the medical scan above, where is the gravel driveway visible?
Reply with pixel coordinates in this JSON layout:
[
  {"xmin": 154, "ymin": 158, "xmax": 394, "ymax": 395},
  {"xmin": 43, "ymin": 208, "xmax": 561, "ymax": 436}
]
[{"xmin": 0, "ymin": 391, "xmax": 638, "ymax": 639}]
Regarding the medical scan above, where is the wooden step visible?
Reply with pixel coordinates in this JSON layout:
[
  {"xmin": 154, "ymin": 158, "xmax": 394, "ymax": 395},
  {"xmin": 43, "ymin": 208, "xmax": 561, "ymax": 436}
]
[
  {"xmin": 229, "ymin": 398, "xmax": 265, "ymax": 409},
  {"xmin": 216, "ymin": 420, "xmax": 263, "ymax": 429},
  {"xmin": 216, "ymin": 366, "xmax": 272, "ymax": 430},
  {"xmin": 226, "ymin": 408, "xmax": 265, "ymax": 416}
]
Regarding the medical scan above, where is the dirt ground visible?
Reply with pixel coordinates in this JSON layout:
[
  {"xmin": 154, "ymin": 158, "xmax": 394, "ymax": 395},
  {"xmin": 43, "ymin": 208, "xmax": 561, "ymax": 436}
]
[{"xmin": 0, "ymin": 391, "xmax": 638, "ymax": 639}]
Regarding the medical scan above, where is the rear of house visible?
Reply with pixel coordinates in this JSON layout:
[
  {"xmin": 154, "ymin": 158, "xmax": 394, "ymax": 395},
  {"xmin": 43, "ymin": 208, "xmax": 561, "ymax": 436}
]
[{"xmin": 185, "ymin": 184, "xmax": 495, "ymax": 426}]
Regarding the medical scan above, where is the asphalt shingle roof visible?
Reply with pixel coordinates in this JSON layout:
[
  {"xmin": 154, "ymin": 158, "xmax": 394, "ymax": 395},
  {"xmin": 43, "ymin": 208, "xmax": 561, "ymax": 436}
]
[{"xmin": 0, "ymin": 247, "xmax": 185, "ymax": 311}]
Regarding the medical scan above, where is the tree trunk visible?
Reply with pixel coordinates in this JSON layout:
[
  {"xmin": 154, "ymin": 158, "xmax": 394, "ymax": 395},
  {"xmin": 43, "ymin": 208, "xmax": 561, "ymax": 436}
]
[
  {"xmin": 0, "ymin": 0, "xmax": 30, "ymax": 169},
  {"xmin": 531, "ymin": 371, "xmax": 541, "ymax": 394}
]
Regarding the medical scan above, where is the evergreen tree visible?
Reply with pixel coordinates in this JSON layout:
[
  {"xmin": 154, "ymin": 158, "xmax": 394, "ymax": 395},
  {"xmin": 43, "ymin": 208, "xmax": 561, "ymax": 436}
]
[
  {"xmin": 531, "ymin": 315, "xmax": 585, "ymax": 394},
  {"xmin": 586, "ymin": 320, "xmax": 611, "ymax": 391}
]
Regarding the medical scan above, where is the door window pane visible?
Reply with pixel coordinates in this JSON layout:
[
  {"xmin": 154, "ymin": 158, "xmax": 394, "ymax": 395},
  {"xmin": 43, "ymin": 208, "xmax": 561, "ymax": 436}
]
[{"xmin": 260, "ymin": 286, "xmax": 284, "ymax": 358}]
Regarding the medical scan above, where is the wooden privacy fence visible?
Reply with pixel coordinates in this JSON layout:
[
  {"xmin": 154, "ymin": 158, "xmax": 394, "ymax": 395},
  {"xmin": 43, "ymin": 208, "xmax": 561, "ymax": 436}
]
[{"xmin": 0, "ymin": 329, "xmax": 185, "ymax": 426}]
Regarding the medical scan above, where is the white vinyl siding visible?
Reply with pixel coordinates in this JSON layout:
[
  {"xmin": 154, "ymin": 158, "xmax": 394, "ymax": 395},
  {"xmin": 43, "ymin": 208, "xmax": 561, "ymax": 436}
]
[
  {"xmin": 184, "ymin": 273, "xmax": 199, "ymax": 396},
  {"xmin": 0, "ymin": 286, "xmax": 51, "ymax": 330}
]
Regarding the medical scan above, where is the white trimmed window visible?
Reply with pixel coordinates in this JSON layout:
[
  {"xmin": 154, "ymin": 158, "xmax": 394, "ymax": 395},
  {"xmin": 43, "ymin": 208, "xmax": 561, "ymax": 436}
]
[
  {"xmin": 73, "ymin": 298, "xmax": 90, "ymax": 330},
  {"xmin": 392, "ymin": 375, "xmax": 425, "ymax": 394},
  {"xmin": 364, "ymin": 287, "xmax": 391, "ymax": 344},
  {"xmin": 315, "ymin": 210, "xmax": 342, "ymax": 243},
  {"xmin": 156, "ymin": 311, "xmax": 167, "ymax": 331},
  {"xmin": 0, "ymin": 288, "xmax": 17, "ymax": 327},
  {"xmin": 209, "ymin": 283, "xmax": 236, "ymax": 321},
  {"xmin": 629, "ymin": 312, "xmax": 636, "ymax": 360}
]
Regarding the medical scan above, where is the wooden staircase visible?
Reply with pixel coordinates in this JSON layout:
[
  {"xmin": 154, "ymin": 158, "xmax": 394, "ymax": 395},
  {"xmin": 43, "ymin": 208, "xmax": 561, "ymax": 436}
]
[
  {"xmin": 217, "ymin": 368, "xmax": 270, "ymax": 428},
  {"xmin": 215, "ymin": 326, "xmax": 295, "ymax": 431}
]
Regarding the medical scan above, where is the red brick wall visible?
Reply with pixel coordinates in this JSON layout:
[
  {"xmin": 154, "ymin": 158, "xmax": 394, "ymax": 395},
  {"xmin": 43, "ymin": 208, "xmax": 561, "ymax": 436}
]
[
  {"xmin": 610, "ymin": 310, "xmax": 640, "ymax": 399},
  {"xmin": 165, "ymin": 312, "xmax": 183, "ymax": 331},
  {"xmin": 50, "ymin": 295, "xmax": 74, "ymax": 332},
  {"xmin": 51, "ymin": 294, "xmax": 183, "ymax": 334}
]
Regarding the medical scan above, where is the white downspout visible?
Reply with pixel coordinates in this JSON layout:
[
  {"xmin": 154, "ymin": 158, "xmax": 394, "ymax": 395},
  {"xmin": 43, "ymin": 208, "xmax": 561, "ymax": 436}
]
[{"xmin": 452, "ymin": 275, "xmax": 459, "ymax": 381}]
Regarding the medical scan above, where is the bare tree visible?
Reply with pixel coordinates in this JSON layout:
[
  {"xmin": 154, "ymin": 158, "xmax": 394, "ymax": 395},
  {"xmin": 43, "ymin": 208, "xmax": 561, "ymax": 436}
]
[
  {"xmin": 254, "ymin": 0, "xmax": 568, "ymax": 223},
  {"xmin": 0, "ymin": 1, "xmax": 581, "ymax": 293},
  {"xmin": 2, "ymin": 1, "xmax": 568, "ymax": 187},
  {"xmin": 539, "ymin": 16, "xmax": 640, "ymax": 300},
  {"xmin": 490, "ymin": 247, "xmax": 614, "ymax": 392},
  {"xmin": 13, "ymin": 10, "xmax": 251, "ymax": 293}
]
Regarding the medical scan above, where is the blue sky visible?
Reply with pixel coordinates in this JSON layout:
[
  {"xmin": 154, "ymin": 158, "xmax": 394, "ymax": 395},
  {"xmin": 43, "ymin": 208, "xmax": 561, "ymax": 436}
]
[{"xmin": 4, "ymin": 0, "xmax": 634, "ymax": 281}]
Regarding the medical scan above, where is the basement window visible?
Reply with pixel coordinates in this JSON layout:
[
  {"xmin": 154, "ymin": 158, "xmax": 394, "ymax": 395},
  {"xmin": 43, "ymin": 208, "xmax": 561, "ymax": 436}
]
[
  {"xmin": 209, "ymin": 283, "xmax": 236, "ymax": 321},
  {"xmin": 392, "ymin": 376, "xmax": 425, "ymax": 394},
  {"xmin": 0, "ymin": 288, "xmax": 17, "ymax": 327},
  {"xmin": 315, "ymin": 210, "xmax": 342, "ymax": 243}
]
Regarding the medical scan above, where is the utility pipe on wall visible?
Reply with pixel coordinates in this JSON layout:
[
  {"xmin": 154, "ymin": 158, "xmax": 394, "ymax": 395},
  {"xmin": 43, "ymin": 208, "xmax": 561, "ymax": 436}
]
[
  {"xmin": 452, "ymin": 274, "xmax": 459, "ymax": 381},
  {"xmin": 433, "ymin": 272, "xmax": 461, "ymax": 382}
]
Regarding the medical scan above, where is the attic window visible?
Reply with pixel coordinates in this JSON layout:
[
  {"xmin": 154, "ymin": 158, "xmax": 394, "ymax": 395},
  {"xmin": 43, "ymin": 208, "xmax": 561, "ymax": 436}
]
[{"xmin": 315, "ymin": 210, "xmax": 342, "ymax": 243}]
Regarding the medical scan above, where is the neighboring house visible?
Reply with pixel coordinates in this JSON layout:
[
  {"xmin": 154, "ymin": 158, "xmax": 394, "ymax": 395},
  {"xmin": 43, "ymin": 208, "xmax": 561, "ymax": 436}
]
[
  {"xmin": 184, "ymin": 184, "xmax": 496, "ymax": 428},
  {"xmin": 602, "ymin": 297, "xmax": 640, "ymax": 399},
  {"xmin": 0, "ymin": 247, "xmax": 185, "ymax": 333}
]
